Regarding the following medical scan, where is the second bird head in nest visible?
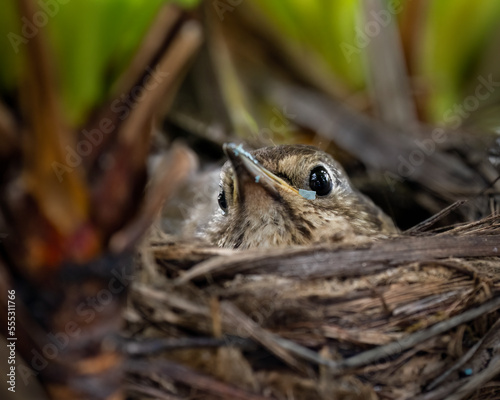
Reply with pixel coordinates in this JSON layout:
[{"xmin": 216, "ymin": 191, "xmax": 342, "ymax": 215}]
[{"xmin": 207, "ymin": 143, "xmax": 397, "ymax": 249}]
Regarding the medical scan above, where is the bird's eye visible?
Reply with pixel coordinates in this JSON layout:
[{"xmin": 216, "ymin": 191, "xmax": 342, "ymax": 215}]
[
  {"xmin": 309, "ymin": 166, "xmax": 333, "ymax": 196},
  {"xmin": 218, "ymin": 190, "xmax": 228, "ymax": 214}
]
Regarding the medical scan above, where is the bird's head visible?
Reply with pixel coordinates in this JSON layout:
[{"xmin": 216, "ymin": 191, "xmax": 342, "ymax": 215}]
[{"xmin": 208, "ymin": 143, "xmax": 396, "ymax": 249}]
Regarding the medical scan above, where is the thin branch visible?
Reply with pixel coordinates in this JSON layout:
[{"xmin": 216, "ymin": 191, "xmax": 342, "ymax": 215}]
[
  {"xmin": 326, "ymin": 294, "xmax": 500, "ymax": 376},
  {"xmin": 444, "ymin": 356, "xmax": 500, "ymax": 400},
  {"xmin": 176, "ymin": 234, "xmax": 500, "ymax": 283},
  {"xmin": 426, "ymin": 318, "xmax": 500, "ymax": 391},
  {"xmin": 405, "ymin": 200, "xmax": 467, "ymax": 234},
  {"xmin": 220, "ymin": 301, "xmax": 310, "ymax": 374},
  {"xmin": 120, "ymin": 336, "xmax": 251, "ymax": 355}
]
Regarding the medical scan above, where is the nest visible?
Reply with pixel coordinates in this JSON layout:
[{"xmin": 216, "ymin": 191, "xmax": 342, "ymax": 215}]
[{"xmin": 124, "ymin": 214, "xmax": 500, "ymax": 400}]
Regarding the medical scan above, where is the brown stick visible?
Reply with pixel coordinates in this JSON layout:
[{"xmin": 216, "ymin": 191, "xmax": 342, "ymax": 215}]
[{"xmin": 176, "ymin": 234, "xmax": 500, "ymax": 283}]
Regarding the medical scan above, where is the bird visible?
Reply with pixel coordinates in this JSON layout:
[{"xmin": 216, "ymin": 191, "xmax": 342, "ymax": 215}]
[{"xmin": 207, "ymin": 143, "xmax": 397, "ymax": 249}]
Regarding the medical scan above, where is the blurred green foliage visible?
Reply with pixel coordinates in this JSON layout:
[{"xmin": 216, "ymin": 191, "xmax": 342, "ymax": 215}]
[
  {"xmin": 0, "ymin": 1, "xmax": 23, "ymax": 95},
  {"xmin": 252, "ymin": 0, "xmax": 500, "ymax": 125},
  {"xmin": 0, "ymin": 0, "xmax": 200, "ymax": 126},
  {"xmin": 419, "ymin": 0, "xmax": 500, "ymax": 122},
  {"xmin": 2, "ymin": 0, "xmax": 500, "ymax": 129},
  {"xmin": 252, "ymin": 0, "xmax": 365, "ymax": 90}
]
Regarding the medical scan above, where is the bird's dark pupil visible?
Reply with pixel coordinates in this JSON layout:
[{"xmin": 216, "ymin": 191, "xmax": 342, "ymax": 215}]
[
  {"xmin": 309, "ymin": 166, "xmax": 332, "ymax": 196},
  {"xmin": 218, "ymin": 190, "xmax": 228, "ymax": 212}
]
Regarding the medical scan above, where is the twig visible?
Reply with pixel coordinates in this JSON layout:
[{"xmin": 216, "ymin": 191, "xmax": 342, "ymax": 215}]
[
  {"xmin": 176, "ymin": 235, "xmax": 500, "ymax": 283},
  {"xmin": 327, "ymin": 294, "xmax": 500, "ymax": 376},
  {"xmin": 220, "ymin": 301, "xmax": 311, "ymax": 374},
  {"xmin": 216, "ymin": 297, "xmax": 500, "ymax": 378},
  {"xmin": 444, "ymin": 356, "xmax": 500, "ymax": 400},
  {"xmin": 120, "ymin": 335, "xmax": 251, "ymax": 355},
  {"xmin": 426, "ymin": 319, "xmax": 500, "ymax": 391},
  {"xmin": 435, "ymin": 214, "xmax": 500, "ymax": 236},
  {"xmin": 405, "ymin": 200, "xmax": 467, "ymax": 234}
]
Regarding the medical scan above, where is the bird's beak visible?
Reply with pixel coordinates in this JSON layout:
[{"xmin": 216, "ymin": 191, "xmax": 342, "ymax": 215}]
[{"xmin": 223, "ymin": 143, "xmax": 299, "ymax": 202}]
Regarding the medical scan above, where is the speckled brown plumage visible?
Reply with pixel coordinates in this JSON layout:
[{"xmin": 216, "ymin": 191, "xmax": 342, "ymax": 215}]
[{"xmin": 207, "ymin": 144, "xmax": 397, "ymax": 249}]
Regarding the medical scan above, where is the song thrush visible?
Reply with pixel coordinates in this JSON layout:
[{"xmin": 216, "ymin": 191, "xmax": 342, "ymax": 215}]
[{"xmin": 207, "ymin": 143, "xmax": 397, "ymax": 249}]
